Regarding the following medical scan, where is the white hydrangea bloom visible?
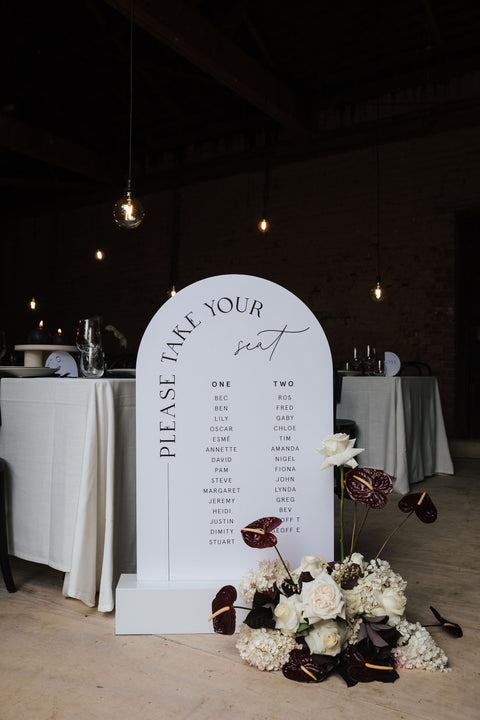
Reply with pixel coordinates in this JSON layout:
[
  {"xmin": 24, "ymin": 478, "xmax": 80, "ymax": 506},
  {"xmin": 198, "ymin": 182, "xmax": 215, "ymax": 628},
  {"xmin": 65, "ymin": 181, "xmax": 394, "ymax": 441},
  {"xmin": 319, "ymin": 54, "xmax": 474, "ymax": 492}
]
[
  {"xmin": 238, "ymin": 559, "xmax": 289, "ymax": 603},
  {"xmin": 236, "ymin": 625, "xmax": 301, "ymax": 671},
  {"xmin": 393, "ymin": 620, "xmax": 450, "ymax": 672}
]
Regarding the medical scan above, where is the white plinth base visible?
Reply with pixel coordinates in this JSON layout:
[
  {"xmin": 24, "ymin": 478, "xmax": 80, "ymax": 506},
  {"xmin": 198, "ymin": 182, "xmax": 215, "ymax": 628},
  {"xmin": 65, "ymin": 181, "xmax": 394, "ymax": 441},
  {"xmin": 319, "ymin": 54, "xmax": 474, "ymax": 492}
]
[{"xmin": 115, "ymin": 574, "xmax": 246, "ymax": 635}]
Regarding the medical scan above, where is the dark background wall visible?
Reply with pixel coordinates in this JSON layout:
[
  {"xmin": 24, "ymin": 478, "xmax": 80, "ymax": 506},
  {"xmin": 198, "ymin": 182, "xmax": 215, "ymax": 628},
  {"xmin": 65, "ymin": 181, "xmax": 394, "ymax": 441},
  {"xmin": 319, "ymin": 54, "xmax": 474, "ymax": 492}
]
[{"xmin": 3, "ymin": 122, "xmax": 480, "ymax": 438}]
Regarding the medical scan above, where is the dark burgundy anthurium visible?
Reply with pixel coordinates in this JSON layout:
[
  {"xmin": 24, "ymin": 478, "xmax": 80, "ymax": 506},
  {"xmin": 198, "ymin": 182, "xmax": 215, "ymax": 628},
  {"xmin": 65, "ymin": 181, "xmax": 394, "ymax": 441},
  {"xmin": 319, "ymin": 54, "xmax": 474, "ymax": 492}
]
[
  {"xmin": 241, "ymin": 517, "xmax": 282, "ymax": 548},
  {"xmin": 209, "ymin": 585, "xmax": 237, "ymax": 635},
  {"xmin": 429, "ymin": 606, "xmax": 463, "ymax": 638},
  {"xmin": 344, "ymin": 468, "xmax": 393, "ymax": 508},
  {"xmin": 282, "ymin": 649, "xmax": 335, "ymax": 683},
  {"xmin": 343, "ymin": 645, "xmax": 399, "ymax": 683},
  {"xmin": 398, "ymin": 491, "xmax": 437, "ymax": 523}
]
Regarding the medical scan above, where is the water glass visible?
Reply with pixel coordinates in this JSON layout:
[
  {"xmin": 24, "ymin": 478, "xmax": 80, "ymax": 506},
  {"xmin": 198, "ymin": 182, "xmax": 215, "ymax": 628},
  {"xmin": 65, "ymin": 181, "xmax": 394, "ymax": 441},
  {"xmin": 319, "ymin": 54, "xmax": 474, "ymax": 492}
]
[{"xmin": 79, "ymin": 346, "xmax": 105, "ymax": 378}]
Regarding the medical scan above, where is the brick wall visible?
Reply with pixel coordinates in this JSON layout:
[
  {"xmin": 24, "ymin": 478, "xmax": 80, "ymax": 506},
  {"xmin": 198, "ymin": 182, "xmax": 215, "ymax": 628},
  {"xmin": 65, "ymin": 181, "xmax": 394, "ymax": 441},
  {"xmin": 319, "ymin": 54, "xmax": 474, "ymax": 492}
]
[{"xmin": 3, "ymin": 123, "xmax": 480, "ymax": 435}]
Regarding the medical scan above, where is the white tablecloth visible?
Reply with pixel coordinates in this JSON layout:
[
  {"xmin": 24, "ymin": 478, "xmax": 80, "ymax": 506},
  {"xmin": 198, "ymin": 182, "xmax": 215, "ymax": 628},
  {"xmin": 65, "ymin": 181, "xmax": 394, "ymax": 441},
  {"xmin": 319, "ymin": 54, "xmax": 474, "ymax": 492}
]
[
  {"xmin": 337, "ymin": 376, "xmax": 454, "ymax": 493},
  {"xmin": 0, "ymin": 377, "xmax": 136, "ymax": 611}
]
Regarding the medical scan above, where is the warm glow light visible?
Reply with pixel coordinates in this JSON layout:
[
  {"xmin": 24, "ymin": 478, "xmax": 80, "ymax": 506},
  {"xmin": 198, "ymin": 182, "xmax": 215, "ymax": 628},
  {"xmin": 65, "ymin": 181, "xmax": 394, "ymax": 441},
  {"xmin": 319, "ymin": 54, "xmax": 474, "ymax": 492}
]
[
  {"xmin": 95, "ymin": 249, "xmax": 105, "ymax": 261},
  {"xmin": 29, "ymin": 297, "xmax": 37, "ymax": 310},
  {"xmin": 258, "ymin": 218, "xmax": 269, "ymax": 232},
  {"xmin": 57, "ymin": 328, "xmax": 62, "ymax": 336},
  {"xmin": 113, "ymin": 190, "xmax": 145, "ymax": 229},
  {"xmin": 170, "ymin": 285, "xmax": 176, "ymax": 297},
  {"xmin": 39, "ymin": 320, "xmax": 44, "ymax": 328},
  {"xmin": 370, "ymin": 279, "xmax": 385, "ymax": 302}
]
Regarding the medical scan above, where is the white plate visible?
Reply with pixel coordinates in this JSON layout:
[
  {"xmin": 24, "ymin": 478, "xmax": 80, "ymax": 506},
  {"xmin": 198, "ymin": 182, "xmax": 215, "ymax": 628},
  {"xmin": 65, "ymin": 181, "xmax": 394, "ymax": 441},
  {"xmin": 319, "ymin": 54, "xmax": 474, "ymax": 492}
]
[
  {"xmin": 107, "ymin": 368, "xmax": 136, "ymax": 377},
  {"xmin": 0, "ymin": 366, "xmax": 59, "ymax": 378}
]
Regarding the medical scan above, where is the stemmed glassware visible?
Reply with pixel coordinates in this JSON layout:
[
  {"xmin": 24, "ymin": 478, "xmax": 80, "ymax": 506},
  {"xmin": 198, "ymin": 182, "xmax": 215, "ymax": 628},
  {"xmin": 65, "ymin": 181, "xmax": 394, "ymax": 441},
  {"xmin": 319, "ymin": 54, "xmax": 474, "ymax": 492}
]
[
  {"xmin": 363, "ymin": 345, "xmax": 376, "ymax": 375},
  {"xmin": 76, "ymin": 318, "xmax": 104, "ymax": 378}
]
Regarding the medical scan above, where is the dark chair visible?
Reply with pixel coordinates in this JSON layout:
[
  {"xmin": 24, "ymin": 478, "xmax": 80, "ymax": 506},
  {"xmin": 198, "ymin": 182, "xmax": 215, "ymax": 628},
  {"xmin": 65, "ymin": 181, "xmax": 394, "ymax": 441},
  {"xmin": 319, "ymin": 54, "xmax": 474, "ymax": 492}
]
[
  {"xmin": 0, "ymin": 458, "xmax": 16, "ymax": 592},
  {"xmin": 399, "ymin": 361, "xmax": 432, "ymax": 376}
]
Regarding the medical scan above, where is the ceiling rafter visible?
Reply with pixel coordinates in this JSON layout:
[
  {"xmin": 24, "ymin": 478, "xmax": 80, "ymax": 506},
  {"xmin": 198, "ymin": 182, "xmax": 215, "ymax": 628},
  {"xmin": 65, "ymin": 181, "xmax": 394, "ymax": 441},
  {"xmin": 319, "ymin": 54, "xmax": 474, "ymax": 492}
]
[
  {"xmin": 0, "ymin": 112, "xmax": 118, "ymax": 183},
  {"xmin": 103, "ymin": 0, "xmax": 312, "ymax": 135}
]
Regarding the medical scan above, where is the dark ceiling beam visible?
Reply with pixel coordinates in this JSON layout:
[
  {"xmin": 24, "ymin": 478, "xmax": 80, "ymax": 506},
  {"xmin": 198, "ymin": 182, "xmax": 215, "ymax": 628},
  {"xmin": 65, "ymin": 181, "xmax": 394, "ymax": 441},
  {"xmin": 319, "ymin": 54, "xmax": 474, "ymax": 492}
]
[
  {"xmin": 419, "ymin": 0, "xmax": 444, "ymax": 48},
  {"xmin": 0, "ymin": 112, "xmax": 118, "ymax": 183},
  {"xmin": 137, "ymin": 94, "xmax": 480, "ymax": 193},
  {"xmin": 103, "ymin": 0, "xmax": 311, "ymax": 135}
]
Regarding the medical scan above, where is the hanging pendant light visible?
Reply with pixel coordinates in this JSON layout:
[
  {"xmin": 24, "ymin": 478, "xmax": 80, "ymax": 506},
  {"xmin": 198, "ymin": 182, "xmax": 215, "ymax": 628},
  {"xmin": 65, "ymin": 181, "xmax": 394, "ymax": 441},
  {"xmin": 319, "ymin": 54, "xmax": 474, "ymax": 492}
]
[
  {"xmin": 370, "ymin": 128, "xmax": 385, "ymax": 302},
  {"xmin": 113, "ymin": 0, "xmax": 145, "ymax": 230},
  {"xmin": 257, "ymin": 146, "xmax": 271, "ymax": 233}
]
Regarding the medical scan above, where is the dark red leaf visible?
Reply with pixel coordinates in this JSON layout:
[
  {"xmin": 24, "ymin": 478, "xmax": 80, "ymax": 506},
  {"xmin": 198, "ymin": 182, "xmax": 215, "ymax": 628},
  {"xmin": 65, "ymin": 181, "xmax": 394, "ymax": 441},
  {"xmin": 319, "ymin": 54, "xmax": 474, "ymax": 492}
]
[
  {"xmin": 398, "ymin": 491, "xmax": 437, "ymax": 523},
  {"xmin": 282, "ymin": 649, "xmax": 334, "ymax": 683},
  {"xmin": 210, "ymin": 585, "xmax": 237, "ymax": 635},
  {"xmin": 430, "ymin": 606, "xmax": 463, "ymax": 638},
  {"xmin": 344, "ymin": 468, "xmax": 393, "ymax": 508},
  {"xmin": 241, "ymin": 517, "xmax": 282, "ymax": 548}
]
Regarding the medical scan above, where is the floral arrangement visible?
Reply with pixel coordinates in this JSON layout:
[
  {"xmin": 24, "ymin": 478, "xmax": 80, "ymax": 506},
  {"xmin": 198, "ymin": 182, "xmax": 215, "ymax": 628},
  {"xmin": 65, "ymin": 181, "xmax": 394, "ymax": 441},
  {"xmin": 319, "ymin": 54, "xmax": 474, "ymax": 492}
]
[{"xmin": 209, "ymin": 433, "xmax": 462, "ymax": 685}]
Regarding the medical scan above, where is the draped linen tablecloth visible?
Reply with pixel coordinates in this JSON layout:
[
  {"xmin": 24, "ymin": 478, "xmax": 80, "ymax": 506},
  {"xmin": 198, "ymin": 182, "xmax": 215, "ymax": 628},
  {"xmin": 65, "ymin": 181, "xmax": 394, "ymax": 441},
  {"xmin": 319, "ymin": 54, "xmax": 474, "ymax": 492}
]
[
  {"xmin": 0, "ymin": 377, "xmax": 136, "ymax": 611},
  {"xmin": 337, "ymin": 376, "xmax": 454, "ymax": 494}
]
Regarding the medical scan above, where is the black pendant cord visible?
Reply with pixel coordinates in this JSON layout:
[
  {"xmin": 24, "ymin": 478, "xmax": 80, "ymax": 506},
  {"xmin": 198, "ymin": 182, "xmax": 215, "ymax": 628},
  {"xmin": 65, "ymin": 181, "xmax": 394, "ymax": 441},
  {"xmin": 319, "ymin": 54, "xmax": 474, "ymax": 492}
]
[
  {"xmin": 127, "ymin": 0, "xmax": 134, "ymax": 190},
  {"xmin": 375, "ymin": 119, "xmax": 381, "ymax": 282}
]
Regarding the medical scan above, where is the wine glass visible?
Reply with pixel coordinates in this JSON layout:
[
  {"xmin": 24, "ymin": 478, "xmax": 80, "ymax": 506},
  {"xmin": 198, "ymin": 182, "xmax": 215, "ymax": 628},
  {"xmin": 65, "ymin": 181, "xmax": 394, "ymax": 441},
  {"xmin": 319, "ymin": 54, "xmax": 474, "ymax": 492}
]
[
  {"xmin": 363, "ymin": 345, "xmax": 376, "ymax": 375},
  {"xmin": 76, "ymin": 318, "xmax": 101, "ymax": 351}
]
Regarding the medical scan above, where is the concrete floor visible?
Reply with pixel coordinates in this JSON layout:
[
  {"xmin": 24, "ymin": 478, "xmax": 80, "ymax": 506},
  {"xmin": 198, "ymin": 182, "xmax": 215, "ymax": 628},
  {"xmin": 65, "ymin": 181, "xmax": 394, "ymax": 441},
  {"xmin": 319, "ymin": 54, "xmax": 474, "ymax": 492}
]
[{"xmin": 1, "ymin": 458, "xmax": 478, "ymax": 720}]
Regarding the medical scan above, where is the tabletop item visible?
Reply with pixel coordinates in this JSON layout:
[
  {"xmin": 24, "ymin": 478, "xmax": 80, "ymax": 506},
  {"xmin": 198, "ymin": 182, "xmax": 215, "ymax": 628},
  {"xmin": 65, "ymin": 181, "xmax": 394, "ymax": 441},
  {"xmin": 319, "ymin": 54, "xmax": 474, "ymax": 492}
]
[
  {"xmin": 45, "ymin": 351, "xmax": 78, "ymax": 377},
  {"xmin": 384, "ymin": 351, "xmax": 401, "ymax": 376},
  {"xmin": 15, "ymin": 344, "xmax": 78, "ymax": 367}
]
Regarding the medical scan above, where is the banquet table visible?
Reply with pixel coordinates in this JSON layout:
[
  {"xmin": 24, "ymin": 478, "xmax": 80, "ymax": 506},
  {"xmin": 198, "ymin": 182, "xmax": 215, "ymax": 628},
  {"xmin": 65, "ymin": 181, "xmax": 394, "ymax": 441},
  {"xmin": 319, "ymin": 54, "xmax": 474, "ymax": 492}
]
[
  {"xmin": 0, "ymin": 377, "xmax": 136, "ymax": 612},
  {"xmin": 336, "ymin": 376, "xmax": 454, "ymax": 493}
]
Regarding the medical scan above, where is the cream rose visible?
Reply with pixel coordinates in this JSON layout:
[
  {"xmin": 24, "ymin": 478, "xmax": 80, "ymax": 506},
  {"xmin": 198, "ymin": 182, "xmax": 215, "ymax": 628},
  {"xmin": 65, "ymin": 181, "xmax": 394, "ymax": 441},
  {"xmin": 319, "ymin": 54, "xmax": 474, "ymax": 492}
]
[
  {"xmin": 317, "ymin": 433, "xmax": 364, "ymax": 469},
  {"xmin": 273, "ymin": 594, "xmax": 303, "ymax": 634},
  {"xmin": 381, "ymin": 587, "xmax": 407, "ymax": 626},
  {"xmin": 301, "ymin": 573, "xmax": 345, "ymax": 622},
  {"xmin": 305, "ymin": 620, "xmax": 349, "ymax": 656},
  {"xmin": 294, "ymin": 555, "xmax": 325, "ymax": 579},
  {"xmin": 343, "ymin": 587, "xmax": 365, "ymax": 619}
]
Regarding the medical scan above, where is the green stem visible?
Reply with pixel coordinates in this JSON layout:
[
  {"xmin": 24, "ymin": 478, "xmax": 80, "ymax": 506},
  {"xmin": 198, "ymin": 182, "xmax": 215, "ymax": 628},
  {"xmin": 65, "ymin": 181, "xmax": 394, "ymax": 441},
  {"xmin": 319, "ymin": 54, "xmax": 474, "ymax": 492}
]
[{"xmin": 340, "ymin": 465, "xmax": 345, "ymax": 562}]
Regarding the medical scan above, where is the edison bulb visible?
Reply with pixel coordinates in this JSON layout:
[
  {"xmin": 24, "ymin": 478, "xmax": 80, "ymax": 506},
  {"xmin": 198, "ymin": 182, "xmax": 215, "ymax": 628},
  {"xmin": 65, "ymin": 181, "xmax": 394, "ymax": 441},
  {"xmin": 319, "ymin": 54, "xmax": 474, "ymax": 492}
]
[
  {"xmin": 370, "ymin": 279, "xmax": 385, "ymax": 302},
  {"xmin": 258, "ymin": 218, "xmax": 269, "ymax": 232},
  {"xmin": 113, "ymin": 190, "xmax": 145, "ymax": 229},
  {"xmin": 29, "ymin": 297, "xmax": 37, "ymax": 310},
  {"xmin": 95, "ymin": 249, "xmax": 105, "ymax": 261}
]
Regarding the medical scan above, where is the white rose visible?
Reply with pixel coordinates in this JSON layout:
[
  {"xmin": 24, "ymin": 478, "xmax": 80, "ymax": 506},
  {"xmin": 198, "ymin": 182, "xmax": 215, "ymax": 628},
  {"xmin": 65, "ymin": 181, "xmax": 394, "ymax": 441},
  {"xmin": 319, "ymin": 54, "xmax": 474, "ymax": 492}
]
[
  {"xmin": 343, "ymin": 587, "xmax": 364, "ymax": 619},
  {"xmin": 381, "ymin": 587, "xmax": 407, "ymax": 626},
  {"xmin": 273, "ymin": 594, "xmax": 303, "ymax": 634},
  {"xmin": 294, "ymin": 556, "xmax": 325, "ymax": 579},
  {"xmin": 301, "ymin": 573, "xmax": 345, "ymax": 623},
  {"xmin": 305, "ymin": 620, "xmax": 349, "ymax": 656},
  {"xmin": 317, "ymin": 433, "xmax": 364, "ymax": 469}
]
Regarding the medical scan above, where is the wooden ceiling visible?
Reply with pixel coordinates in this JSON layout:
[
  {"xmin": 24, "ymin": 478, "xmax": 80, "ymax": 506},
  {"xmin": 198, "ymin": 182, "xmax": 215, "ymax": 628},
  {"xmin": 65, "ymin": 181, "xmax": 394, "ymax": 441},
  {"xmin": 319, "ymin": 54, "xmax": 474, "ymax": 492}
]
[{"xmin": 2, "ymin": 0, "xmax": 480, "ymax": 214}]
